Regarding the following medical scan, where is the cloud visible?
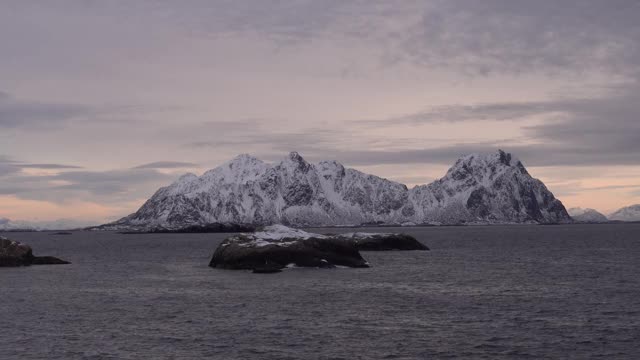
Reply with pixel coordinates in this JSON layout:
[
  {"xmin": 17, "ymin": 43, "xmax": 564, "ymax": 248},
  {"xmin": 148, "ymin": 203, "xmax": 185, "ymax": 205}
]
[
  {"xmin": 10, "ymin": 1, "xmax": 636, "ymax": 77},
  {"xmin": 198, "ymin": 1, "xmax": 640, "ymax": 75},
  {"xmin": 0, "ymin": 167, "xmax": 178, "ymax": 205},
  {"xmin": 181, "ymin": 120, "xmax": 354, "ymax": 160},
  {"xmin": 583, "ymin": 185, "xmax": 640, "ymax": 191},
  {"xmin": 394, "ymin": 1, "xmax": 640, "ymax": 76},
  {"xmin": 158, "ymin": 0, "xmax": 640, "ymax": 76},
  {"xmin": 19, "ymin": 164, "xmax": 83, "ymax": 169},
  {"xmin": 360, "ymin": 101, "xmax": 572, "ymax": 126},
  {"xmin": 50, "ymin": 169, "xmax": 175, "ymax": 196},
  {"xmin": 0, "ymin": 156, "xmax": 83, "ymax": 176},
  {"xmin": 0, "ymin": 163, "xmax": 21, "ymax": 177},
  {"xmin": 132, "ymin": 161, "xmax": 198, "ymax": 169},
  {"xmin": 1, "ymin": 1, "xmax": 640, "ymax": 219},
  {"xmin": 345, "ymin": 81, "xmax": 640, "ymax": 167},
  {"xmin": 305, "ymin": 142, "xmax": 640, "ymax": 168},
  {"xmin": 0, "ymin": 91, "xmax": 92, "ymax": 129}
]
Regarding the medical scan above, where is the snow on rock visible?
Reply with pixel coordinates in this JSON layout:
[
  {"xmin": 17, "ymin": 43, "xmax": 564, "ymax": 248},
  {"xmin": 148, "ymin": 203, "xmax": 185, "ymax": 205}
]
[
  {"xmin": 221, "ymin": 225, "xmax": 426, "ymax": 251},
  {"xmin": 209, "ymin": 226, "xmax": 369, "ymax": 270},
  {"xmin": 407, "ymin": 150, "xmax": 570, "ymax": 224},
  {"xmin": 568, "ymin": 207, "xmax": 608, "ymax": 223},
  {"xmin": 609, "ymin": 204, "xmax": 640, "ymax": 222},
  {"xmin": 230, "ymin": 225, "xmax": 328, "ymax": 248},
  {"xmin": 102, "ymin": 150, "xmax": 572, "ymax": 230},
  {"xmin": 340, "ymin": 232, "xmax": 394, "ymax": 239},
  {"xmin": 252, "ymin": 224, "xmax": 328, "ymax": 241}
]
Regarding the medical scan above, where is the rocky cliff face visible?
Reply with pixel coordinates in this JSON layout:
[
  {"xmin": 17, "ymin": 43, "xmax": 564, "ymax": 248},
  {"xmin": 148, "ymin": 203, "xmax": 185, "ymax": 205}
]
[{"xmin": 102, "ymin": 150, "xmax": 571, "ymax": 230}]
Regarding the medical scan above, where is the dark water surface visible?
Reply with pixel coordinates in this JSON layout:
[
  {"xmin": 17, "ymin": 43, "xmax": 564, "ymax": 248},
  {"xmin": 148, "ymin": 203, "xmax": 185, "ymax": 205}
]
[{"xmin": 1, "ymin": 224, "xmax": 640, "ymax": 359}]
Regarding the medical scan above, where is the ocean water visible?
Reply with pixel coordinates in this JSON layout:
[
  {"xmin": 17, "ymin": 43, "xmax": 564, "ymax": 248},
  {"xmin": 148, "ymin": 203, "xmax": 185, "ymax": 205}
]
[{"xmin": 1, "ymin": 224, "xmax": 640, "ymax": 359}]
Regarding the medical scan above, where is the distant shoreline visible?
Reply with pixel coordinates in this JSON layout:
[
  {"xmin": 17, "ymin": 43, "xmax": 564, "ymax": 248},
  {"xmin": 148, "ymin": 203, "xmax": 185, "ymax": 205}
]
[{"xmin": 2, "ymin": 220, "xmax": 639, "ymax": 234}]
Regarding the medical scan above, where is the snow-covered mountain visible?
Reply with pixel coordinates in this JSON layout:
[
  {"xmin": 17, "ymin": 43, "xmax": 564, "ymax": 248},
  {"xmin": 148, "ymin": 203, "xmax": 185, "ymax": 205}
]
[
  {"xmin": 609, "ymin": 204, "xmax": 640, "ymax": 222},
  {"xmin": 407, "ymin": 151, "xmax": 569, "ymax": 224},
  {"xmin": 0, "ymin": 218, "xmax": 95, "ymax": 231},
  {"xmin": 568, "ymin": 208, "xmax": 608, "ymax": 223},
  {"xmin": 101, "ymin": 150, "xmax": 571, "ymax": 230}
]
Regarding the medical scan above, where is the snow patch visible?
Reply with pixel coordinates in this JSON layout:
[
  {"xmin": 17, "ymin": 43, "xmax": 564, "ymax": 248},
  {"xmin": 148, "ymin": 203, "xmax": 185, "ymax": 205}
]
[
  {"xmin": 233, "ymin": 225, "xmax": 327, "ymax": 248},
  {"xmin": 253, "ymin": 224, "xmax": 326, "ymax": 240}
]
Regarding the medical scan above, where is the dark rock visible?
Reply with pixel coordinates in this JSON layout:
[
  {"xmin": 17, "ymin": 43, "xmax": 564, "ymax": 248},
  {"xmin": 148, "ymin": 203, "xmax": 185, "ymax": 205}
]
[
  {"xmin": 252, "ymin": 262, "xmax": 284, "ymax": 274},
  {"xmin": 0, "ymin": 237, "xmax": 33, "ymax": 267},
  {"xmin": 341, "ymin": 232, "xmax": 429, "ymax": 251},
  {"xmin": 0, "ymin": 236, "xmax": 70, "ymax": 267},
  {"xmin": 30, "ymin": 256, "xmax": 71, "ymax": 265},
  {"xmin": 209, "ymin": 225, "xmax": 369, "ymax": 271}
]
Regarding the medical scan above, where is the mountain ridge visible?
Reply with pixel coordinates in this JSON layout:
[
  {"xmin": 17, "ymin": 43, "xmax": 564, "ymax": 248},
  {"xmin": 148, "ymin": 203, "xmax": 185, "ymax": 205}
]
[
  {"xmin": 609, "ymin": 204, "xmax": 640, "ymax": 222},
  {"xmin": 99, "ymin": 150, "xmax": 572, "ymax": 230},
  {"xmin": 0, "ymin": 218, "xmax": 96, "ymax": 231},
  {"xmin": 568, "ymin": 207, "xmax": 608, "ymax": 223}
]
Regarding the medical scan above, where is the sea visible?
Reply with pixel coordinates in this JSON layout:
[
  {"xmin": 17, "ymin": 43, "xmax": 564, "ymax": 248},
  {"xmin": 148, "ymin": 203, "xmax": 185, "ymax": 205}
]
[{"xmin": 1, "ymin": 224, "xmax": 639, "ymax": 359}]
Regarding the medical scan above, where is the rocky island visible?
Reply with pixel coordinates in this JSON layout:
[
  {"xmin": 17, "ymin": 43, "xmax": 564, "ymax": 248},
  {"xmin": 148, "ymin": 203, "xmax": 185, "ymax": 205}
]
[
  {"xmin": 340, "ymin": 232, "xmax": 429, "ymax": 251},
  {"xmin": 0, "ymin": 236, "xmax": 70, "ymax": 267},
  {"xmin": 209, "ymin": 225, "xmax": 427, "ymax": 273}
]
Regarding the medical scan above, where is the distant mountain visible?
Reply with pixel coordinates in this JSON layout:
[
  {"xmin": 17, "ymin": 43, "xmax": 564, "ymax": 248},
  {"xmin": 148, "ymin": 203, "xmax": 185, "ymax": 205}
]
[
  {"xmin": 99, "ymin": 150, "xmax": 571, "ymax": 230},
  {"xmin": 568, "ymin": 208, "xmax": 608, "ymax": 223},
  {"xmin": 609, "ymin": 204, "xmax": 640, "ymax": 222},
  {"xmin": 407, "ymin": 151, "xmax": 569, "ymax": 225},
  {"xmin": 0, "ymin": 218, "xmax": 95, "ymax": 231}
]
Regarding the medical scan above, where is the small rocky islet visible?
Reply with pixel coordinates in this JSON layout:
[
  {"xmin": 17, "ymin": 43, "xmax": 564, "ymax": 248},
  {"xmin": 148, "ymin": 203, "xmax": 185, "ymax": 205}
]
[
  {"xmin": 0, "ymin": 236, "xmax": 70, "ymax": 267},
  {"xmin": 209, "ymin": 225, "xmax": 428, "ymax": 273},
  {"xmin": 339, "ymin": 232, "xmax": 429, "ymax": 251}
]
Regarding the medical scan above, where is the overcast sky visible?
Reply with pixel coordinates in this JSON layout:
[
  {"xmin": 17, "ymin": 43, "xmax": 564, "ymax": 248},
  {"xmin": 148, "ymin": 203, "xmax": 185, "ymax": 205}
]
[{"xmin": 1, "ymin": 0, "xmax": 640, "ymax": 223}]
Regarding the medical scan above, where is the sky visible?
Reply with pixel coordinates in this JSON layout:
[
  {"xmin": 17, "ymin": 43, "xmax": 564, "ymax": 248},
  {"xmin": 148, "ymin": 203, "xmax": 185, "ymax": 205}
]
[{"xmin": 1, "ymin": 0, "xmax": 640, "ymax": 224}]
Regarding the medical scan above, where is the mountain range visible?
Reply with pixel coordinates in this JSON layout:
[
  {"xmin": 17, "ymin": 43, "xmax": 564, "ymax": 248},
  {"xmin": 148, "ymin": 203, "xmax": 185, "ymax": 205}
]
[
  {"xmin": 99, "ymin": 150, "xmax": 573, "ymax": 230},
  {"xmin": 0, "ymin": 218, "xmax": 96, "ymax": 231}
]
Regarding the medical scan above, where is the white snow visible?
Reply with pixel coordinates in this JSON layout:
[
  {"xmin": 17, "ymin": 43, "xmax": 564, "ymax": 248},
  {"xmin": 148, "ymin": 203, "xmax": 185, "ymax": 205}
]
[
  {"xmin": 340, "ymin": 232, "xmax": 393, "ymax": 239},
  {"xmin": 252, "ymin": 224, "xmax": 327, "ymax": 240},
  {"xmin": 232, "ymin": 225, "xmax": 326, "ymax": 247},
  {"xmin": 609, "ymin": 204, "xmax": 640, "ymax": 222},
  {"xmin": 568, "ymin": 207, "xmax": 608, "ymax": 222},
  {"xmin": 105, "ymin": 149, "xmax": 571, "ymax": 229}
]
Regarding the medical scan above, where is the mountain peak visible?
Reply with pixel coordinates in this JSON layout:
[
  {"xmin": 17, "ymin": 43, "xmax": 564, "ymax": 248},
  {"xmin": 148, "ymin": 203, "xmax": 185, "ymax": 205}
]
[
  {"xmin": 281, "ymin": 151, "xmax": 311, "ymax": 172},
  {"xmin": 496, "ymin": 149, "xmax": 513, "ymax": 165},
  {"xmin": 177, "ymin": 173, "xmax": 198, "ymax": 182},
  {"xmin": 446, "ymin": 150, "xmax": 525, "ymax": 181},
  {"xmin": 460, "ymin": 149, "xmax": 519, "ymax": 166},
  {"xmin": 287, "ymin": 151, "xmax": 305, "ymax": 162},
  {"xmin": 229, "ymin": 153, "xmax": 261, "ymax": 165},
  {"xmin": 568, "ymin": 207, "xmax": 608, "ymax": 223},
  {"xmin": 215, "ymin": 153, "xmax": 265, "ymax": 172}
]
